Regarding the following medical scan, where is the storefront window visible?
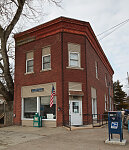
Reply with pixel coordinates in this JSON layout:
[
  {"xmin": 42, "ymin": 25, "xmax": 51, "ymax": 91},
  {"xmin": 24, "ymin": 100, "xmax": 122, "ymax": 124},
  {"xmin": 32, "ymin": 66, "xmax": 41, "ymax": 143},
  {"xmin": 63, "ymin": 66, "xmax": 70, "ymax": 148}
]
[
  {"xmin": 24, "ymin": 97, "xmax": 37, "ymax": 118},
  {"xmin": 40, "ymin": 96, "xmax": 56, "ymax": 119}
]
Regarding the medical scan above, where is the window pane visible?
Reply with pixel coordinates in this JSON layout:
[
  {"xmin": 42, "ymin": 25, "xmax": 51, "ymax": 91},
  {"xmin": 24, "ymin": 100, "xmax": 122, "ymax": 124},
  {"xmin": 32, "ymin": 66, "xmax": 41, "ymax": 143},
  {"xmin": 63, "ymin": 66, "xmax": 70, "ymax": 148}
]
[
  {"xmin": 24, "ymin": 97, "xmax": 37, "ymax": 118},
  {"xmin": 43, "ymin": 55, "xmax": 50, "ymax": 63},
  {"xmin": 27, "ymin": 66, "xmax": 33, "ymax": 72},
  {"xmin": 27, "ymin": 59, "xmax": 33, "ymax": 73},
  {"xmin": 40, "ymin": 96, "xmax": 56, "ymax": 119},
  {"xmin": 43, "ymin": 63, "xmax": 50, "ymax": 69},
  {"xmin": 43, "ymin": 55, "xmax": 51, "ymax": 69},
  {"xmin": 72, "ymin": 102, "xmax": 79, "ymax": 113},
  {"xmin": 70, "ymin": 60, "xmax": 78, "ymax": 67},
  {"xmin": 28, "ymin": 60, "xmax": 33, "ymax": 66},
  {"xmin": 70, "ymin": 53, "xmax": 78, "ymax": 60}
]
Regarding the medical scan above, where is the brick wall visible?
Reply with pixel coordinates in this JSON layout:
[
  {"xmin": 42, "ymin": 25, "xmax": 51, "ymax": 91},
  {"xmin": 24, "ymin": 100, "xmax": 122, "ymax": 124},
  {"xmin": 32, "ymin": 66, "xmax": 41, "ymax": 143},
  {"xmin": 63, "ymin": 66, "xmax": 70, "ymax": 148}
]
[{"xmin": 14, "ymin": 17, "xmax": 113, "ymax": 126}]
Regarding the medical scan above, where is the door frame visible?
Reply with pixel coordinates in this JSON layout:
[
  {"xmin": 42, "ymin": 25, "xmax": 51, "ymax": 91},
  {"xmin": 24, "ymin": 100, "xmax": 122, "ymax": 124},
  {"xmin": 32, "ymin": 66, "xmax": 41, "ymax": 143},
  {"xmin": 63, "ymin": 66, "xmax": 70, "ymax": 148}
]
[{"xmin": 69, "ymin": 99, "xmax": 83, "ymax": 126}]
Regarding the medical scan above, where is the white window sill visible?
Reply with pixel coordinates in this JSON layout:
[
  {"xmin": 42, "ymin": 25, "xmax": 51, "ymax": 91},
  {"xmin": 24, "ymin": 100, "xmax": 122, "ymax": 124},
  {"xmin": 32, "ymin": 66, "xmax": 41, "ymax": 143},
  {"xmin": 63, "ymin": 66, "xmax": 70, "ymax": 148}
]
[
  {"xmin": 66, "ymin": 66, "xmax": 84, "ymax": 70},
  {"xmin": 24, "ymin": 72, "xmax": 34, "ymax": 75},
  {"xmin": 40, "ymin": 68, "xmax": 51, "ymax": 72},
  {"xmin": 96, "ymin": 76, "xmax": 99, "ymax": 80}
]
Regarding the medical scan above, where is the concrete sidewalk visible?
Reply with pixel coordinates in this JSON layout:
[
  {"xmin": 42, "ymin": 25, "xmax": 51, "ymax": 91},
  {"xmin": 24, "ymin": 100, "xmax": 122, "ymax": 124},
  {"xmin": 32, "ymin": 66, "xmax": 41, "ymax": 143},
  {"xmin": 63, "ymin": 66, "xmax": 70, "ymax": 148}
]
[{"xmin": 0, "ymin": 125, "xmax": 129, "ymax": 150}]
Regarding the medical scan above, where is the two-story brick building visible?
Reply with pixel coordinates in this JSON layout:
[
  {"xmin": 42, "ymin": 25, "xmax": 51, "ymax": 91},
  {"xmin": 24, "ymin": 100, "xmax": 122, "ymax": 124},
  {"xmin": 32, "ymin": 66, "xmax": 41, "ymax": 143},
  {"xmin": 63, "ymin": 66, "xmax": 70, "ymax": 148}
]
[{"xmin": 13, "ymin": 17, "xmax": 114, "ymax": 127}]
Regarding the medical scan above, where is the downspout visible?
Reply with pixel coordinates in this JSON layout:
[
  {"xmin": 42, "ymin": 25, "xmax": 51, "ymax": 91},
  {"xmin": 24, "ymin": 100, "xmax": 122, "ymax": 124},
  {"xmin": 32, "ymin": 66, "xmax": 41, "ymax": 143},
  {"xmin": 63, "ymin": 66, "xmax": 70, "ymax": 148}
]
[
  {"xmin": 85, "ymin": 36, "xmax": 89, "ymax": 115},
  {"xmin": 61, "ymin": 32, "xmax": 64, "ymax": 125}
]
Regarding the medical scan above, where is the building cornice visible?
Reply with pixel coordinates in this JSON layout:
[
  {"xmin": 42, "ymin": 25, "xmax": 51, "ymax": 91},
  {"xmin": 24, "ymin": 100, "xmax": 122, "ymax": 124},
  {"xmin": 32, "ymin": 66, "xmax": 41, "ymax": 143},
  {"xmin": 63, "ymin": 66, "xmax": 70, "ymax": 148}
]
[{"xmin": 14, "ymin": 16, "xmax": 114, "ymax": 75}]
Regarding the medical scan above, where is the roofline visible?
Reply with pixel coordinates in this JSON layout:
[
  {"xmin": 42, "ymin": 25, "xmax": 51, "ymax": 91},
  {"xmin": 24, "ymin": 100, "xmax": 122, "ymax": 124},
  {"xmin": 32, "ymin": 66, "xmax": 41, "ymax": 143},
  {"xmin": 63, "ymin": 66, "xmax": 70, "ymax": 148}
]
[
  {"xmin": 14, "ymin": 16, "xmax": 114, "ymax": 75},
  {"xmin": 14, "ymin": 16, "xmax": 89, "ymax": 39}
]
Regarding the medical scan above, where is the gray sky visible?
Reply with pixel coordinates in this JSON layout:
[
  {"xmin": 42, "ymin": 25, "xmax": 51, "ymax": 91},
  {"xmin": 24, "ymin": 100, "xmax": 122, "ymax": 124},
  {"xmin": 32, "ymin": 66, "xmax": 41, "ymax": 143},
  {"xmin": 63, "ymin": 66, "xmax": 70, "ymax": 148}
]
[{"xmin": 24, "ymin": 0, "xmax": 129, "ymax": 93}]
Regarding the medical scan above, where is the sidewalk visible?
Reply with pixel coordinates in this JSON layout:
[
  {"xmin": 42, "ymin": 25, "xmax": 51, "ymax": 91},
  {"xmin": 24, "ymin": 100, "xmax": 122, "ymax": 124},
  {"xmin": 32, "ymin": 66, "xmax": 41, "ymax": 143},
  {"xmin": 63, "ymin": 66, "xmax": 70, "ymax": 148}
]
[{"xmin": 0, "ymin": 125, "xmax": 129, "ymax": 150}]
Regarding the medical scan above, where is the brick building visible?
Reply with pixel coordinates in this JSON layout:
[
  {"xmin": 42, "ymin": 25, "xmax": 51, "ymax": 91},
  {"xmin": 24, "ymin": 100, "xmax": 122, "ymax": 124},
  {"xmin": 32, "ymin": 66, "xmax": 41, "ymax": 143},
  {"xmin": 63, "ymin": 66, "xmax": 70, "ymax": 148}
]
[{"xmin": 14, "ymin": 17, "xmax": 114, "ymax": 127}]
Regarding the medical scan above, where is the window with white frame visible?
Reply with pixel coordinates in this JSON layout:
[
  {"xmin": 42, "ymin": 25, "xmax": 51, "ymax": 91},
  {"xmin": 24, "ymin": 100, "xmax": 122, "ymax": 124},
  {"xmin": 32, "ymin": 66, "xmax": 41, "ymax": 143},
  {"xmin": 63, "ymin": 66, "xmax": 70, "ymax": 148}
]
[
  {"xmin": 26, "ymin": 52, "xmax": 34, "ymax": 73},
  {"xmin": 42, "ymin": 46, "xmax": 51, "ymax": 70},
  {"xmin": 91, "ymin": 87, "xmax": 97, "ymax": 119},
  {"xmin": 105, "ymin": 73, "xmax": 107, "ymax": 86},
  {"xmin": 95, "ymin": 61, "xmax": 98, "ymax": 79},
  {"xmin": 69, "ymin": 52, "xmax": 80, "ymax": 67},
  {"xmin": 68, "ymin": 43, "xmax": 81, "ymax": 68},
  {"xmin": 23, "ymin": 96, "xmax": 56, "ymax": 120},
  {"xmin": 24, "ymin": 97, "xmax": 37, "ymax": 118}
]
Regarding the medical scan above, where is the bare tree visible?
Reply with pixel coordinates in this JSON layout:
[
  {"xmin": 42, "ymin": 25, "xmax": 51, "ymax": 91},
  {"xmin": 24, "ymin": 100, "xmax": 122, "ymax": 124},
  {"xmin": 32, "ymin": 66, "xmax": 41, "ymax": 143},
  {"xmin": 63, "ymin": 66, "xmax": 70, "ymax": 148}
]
[{"xmin": 0, "ymin": 0, "xmax": 61, "ymax": 102}]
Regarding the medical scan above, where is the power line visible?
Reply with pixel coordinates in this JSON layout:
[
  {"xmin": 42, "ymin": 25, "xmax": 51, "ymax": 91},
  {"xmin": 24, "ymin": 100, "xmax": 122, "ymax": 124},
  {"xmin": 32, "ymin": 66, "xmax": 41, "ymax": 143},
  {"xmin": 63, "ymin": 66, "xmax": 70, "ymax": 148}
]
[{"xmin": 97, "ymin": 19, "xmax": 129, "ymax": 41}]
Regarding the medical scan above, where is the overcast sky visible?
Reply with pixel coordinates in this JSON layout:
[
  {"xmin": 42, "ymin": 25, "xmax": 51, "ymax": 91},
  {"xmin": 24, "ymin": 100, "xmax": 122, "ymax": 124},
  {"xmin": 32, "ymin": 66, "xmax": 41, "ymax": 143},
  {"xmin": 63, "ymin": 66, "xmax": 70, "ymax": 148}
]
[{"xmin": 23, "ymin": 0, "xmax": 129, "ymax": 94}]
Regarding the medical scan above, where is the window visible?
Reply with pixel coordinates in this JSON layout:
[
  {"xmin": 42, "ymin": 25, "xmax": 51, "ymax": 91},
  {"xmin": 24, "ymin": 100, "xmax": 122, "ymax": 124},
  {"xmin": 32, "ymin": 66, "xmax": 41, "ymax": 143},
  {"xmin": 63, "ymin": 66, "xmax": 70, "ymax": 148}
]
[
  {"xmin": 105, "ymin": 74, "xmax": 107, "ymax": 86},
  {"xmin": 27, "ymin": 59, "xmax": 33, "ymax": 72},
  {"xmin": 95, "ymin": 61, "xmax": 98, "ymax": 79},
  {"xmin": 42, "ymin": 46, "xmax": 51, "ymax": 70},
  {"xmin": 68, "ymin": 43, "xmax": 81, "ymax": 68},
  {"xmin": 105, "ymin": 94, "xmax": 107, "ymax": 111},
  {"xmin": 92, "ymin": 98, "xmax": 97, "ymax": 118},
  {"xmin": 72, "ymin": 102, "xmax": 79, "ymax": 113},
  {"xmin": 40, "ymin": 96, "xmax": 56, "ymax": 119},
  {"xmin": 91, "ymin": 87, "xmax": 97, "ymax": 119},
  {"xmin": 24, "ymin": 97, "xmax": 37, "ymax": 118},
  {"xmin": 69, "ymin": 52, "xmax": 80, "ymax": 67},
  {"xmin": 26, "ymin": 52, "xmax": 34, "ymax": 73},
  {"xmin": 42, "ymin": 55, "xmax": 51, "ymax": 69}
]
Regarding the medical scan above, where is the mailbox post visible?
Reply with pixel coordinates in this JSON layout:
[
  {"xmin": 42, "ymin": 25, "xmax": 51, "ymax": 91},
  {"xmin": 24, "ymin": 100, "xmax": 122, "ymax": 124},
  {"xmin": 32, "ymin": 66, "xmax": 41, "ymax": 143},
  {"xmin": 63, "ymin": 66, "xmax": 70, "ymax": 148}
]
[{"xmin": 108, "ymin": 111, "xmax": 123, "ymax": 142}]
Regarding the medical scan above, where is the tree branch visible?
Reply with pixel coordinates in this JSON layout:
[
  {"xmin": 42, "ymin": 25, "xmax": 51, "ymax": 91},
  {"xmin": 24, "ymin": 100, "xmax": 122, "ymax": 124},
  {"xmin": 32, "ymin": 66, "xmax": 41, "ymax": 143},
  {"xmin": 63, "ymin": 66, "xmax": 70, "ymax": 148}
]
[
  {"xmin": 5, "ymin": 0, "xmax": 26, "ymax": 40},
  {"xmin": 0, "ymin": 62, "xmax": 4, "ymax": 72}
]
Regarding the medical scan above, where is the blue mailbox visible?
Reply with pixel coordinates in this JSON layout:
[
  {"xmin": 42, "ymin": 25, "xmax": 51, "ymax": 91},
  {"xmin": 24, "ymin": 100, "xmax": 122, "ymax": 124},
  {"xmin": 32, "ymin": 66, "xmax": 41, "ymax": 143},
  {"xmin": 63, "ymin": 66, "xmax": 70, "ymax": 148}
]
[{"xmin": 108, "ymin": 111, "xmax": 123, "ymax": 142}]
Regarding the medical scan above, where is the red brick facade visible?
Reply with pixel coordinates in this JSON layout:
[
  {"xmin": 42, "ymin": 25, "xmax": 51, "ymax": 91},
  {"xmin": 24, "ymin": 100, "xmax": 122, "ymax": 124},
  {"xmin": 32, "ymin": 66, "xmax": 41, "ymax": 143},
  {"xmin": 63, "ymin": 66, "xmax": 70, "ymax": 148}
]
[{"xmin": 14, "ymin": 17, "xmax": 114, "ymax": 126}]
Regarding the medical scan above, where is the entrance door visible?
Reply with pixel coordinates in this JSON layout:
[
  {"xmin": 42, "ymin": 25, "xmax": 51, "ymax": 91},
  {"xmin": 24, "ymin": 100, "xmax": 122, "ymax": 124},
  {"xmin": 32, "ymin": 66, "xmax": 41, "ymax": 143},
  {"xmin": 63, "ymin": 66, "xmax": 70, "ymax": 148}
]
[{"xmin": 69, "ymin": 100, "xmax": 82, "ymax": 126}]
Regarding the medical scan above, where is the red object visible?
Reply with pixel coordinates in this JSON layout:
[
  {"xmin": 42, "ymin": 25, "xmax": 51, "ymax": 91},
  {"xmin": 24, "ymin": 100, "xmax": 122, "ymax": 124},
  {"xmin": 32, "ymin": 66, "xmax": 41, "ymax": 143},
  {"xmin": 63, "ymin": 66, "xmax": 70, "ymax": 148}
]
[{"xmin": 50, "ymin": 85, "xmax": 55, "ymax": 107}]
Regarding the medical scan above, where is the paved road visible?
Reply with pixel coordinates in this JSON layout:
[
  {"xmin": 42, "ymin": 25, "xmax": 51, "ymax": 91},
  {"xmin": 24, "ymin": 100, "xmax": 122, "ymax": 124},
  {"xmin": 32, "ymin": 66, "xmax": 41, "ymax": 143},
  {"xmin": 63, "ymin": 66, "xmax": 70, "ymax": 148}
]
[{"xmin": 0, "ymin": 125, "xmax": 129, "ymax": 150}]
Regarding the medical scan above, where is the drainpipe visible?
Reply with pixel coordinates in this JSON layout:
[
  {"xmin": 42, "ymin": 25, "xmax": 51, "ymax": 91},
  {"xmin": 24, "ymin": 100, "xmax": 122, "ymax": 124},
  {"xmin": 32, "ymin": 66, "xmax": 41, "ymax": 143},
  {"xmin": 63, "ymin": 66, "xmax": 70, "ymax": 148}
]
[
  {"xmin": 61, "ymin": 32, "xmax": 64, "ymax": 125},
  {"xmin": 85, "ymin": 36, "xmax": 88, "ymax": 115}
]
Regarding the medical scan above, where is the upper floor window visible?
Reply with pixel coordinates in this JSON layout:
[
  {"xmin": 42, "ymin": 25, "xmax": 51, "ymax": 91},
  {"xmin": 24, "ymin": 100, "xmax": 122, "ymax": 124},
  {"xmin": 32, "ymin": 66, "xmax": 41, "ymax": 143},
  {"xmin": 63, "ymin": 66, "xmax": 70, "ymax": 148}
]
[
  {"xmin": 26, "ymin": 52, "xmax": 34, "ymax": 73},
  {"xmin": 42, "ymin": 46, "xmax": 51, "ymax": 70},
  {"xmin": 68, "ymin": 43, "xmax": 81, "ymax": 68},
  {"xmin": 69, "ymin": 52, "xmax": 80, "ymax": 67},
  {"xmin": 105, "ymin": 73, "xmax": 108, "ymax": 86},
  {"xmin": 95, "ymin": 61, "xmax": 98, "ymax": 79}
]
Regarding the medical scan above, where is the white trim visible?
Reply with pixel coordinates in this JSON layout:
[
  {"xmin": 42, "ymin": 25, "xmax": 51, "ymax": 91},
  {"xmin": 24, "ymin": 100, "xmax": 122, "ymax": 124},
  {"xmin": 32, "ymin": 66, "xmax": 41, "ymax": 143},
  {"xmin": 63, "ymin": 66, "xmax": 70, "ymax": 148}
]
[
  {"xmin": 95, "ymin": 61, "xmax": 98, "ymax": 79},
  {"xmin": 69, "ymin": 98, "xmax": 83, "ymax": 125},
  {"xmin": 69, "ymin": 51, "xmax": 80, "ymax": 68},
  {"xmin": 92, "ymin": 98, "xmax": 97, "ymax": 119},
  {"xmin": 37, "ymin": 97, "xmax": 40, "ymax": 116},
  {"xmin": 42, "ymin": 54, "xmax": 51, "ymax": 70},
  {"xmin": 21, "ymin": 98, "xmax": 24, "ymax": 120},
  {"xmin": 22, "ymin": 96, "xmax": 56, "ymax": 121},
  {"xmin": 26, "ymin": 58, "xmax": 34, "ymax": 73},
  {"xmin": 66, "ymin": 66, "xmax": 84, "ymax": 70}
]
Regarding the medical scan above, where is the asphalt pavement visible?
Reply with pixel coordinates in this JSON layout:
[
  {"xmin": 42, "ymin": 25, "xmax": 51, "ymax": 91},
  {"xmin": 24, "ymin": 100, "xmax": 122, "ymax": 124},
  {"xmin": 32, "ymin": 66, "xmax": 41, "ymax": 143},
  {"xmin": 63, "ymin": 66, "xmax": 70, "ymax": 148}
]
[{"xmin": 0, "ymin": 125, "xmax": 129, "ymax": 150}]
